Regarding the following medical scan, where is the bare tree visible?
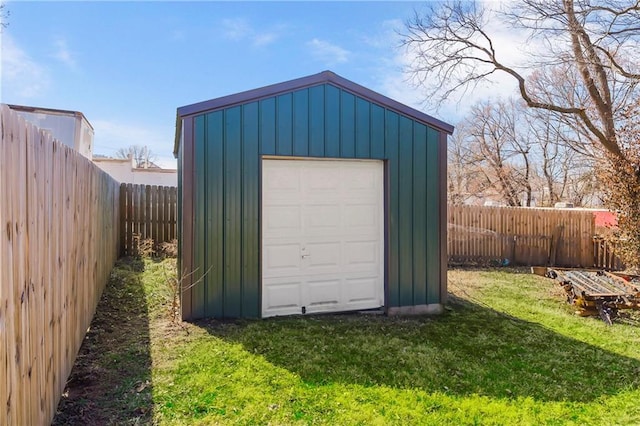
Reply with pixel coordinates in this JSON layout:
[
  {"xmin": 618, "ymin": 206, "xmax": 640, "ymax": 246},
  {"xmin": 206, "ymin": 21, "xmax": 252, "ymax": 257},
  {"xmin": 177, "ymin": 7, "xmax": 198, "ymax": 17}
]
[
  {"xmin": 1, "ymin": 3, "xmax": 9, "ymax": 30},
  {"xmin": 448, "ymin": 96, "xmax": 602, "ymax": 207},
  {"xmin": 403, "ymin": 0, "xmax": 640, "ymax": 162},
  {"xmin": 523, "ymin": 107, "xmax": 573, "ymax": 205},
  {"xmin": 463, "ymin": 99, "xmax": 535, "ymax": 206},
  {"xmin": 115, "ymin": 145, "xmax": 158, "ymax": 168},
  {"xmin": 447, "ymin": 122, "xmax": 477, "ymax": 205}
]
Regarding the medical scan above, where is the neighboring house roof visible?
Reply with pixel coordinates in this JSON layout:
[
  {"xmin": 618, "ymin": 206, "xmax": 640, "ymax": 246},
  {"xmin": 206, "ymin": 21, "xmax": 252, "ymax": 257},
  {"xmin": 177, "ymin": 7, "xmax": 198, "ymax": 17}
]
[
  {"xmin": 7, "ymin": 104, "xmax": 94, "ymax": 131},
  {"xmin": 174, "ymin": 70, "xmax": 455, "ymax": 157}
]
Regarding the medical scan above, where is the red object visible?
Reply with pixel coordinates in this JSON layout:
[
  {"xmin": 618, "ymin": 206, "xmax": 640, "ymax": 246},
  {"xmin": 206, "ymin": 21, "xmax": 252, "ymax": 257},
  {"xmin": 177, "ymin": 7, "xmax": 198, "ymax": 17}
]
[{"xmin": 594, "ymin": 211, "xmax": 617, "ymax": 228}]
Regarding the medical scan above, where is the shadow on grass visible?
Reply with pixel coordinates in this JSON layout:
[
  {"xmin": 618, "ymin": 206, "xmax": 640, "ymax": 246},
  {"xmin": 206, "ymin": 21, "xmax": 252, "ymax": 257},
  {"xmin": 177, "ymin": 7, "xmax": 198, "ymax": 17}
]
[
  {"xmin": 52, "ymin": 257, "xmax": 154, "ymax": 425},
  {"xmin": 197, "ymin": 294, "xmax": 640, "ymax": 403}
]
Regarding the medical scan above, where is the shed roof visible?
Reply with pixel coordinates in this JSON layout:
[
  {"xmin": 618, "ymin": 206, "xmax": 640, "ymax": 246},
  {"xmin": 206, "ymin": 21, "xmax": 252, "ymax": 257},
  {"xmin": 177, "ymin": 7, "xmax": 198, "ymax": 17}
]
[{"xmin": 174, "ymin": 70, "xmax": 454, "ymax": 157}]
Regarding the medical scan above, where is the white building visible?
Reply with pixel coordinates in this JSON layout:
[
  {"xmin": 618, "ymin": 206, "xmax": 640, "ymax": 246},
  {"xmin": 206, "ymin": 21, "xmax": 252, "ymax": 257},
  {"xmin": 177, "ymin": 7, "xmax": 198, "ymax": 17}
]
[
  {"xmin": 8, "ymin": 104, "xmax": 94, "ymax": 159},
  {"xmin": 9, "ymin": 103, "xmax": 177, "ymax": 187},
  {"xmin": 93, "ymin": 157, "xmax": 177, "ymax": 186}
]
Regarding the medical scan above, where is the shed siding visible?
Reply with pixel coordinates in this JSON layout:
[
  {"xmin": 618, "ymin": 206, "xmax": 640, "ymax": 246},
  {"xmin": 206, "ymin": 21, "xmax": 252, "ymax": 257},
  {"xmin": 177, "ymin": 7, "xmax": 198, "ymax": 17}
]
[
  {"xmin": 193, "ymin": 115, "xmax": 206, "ymax": 318},
  {"xmin": 185, "ymin": 83, "xmax": 443, "ymax": 319},
  {"xmin": 205, "ymin": 111, "xmax": 224, "ymax": 317},
  {"xmin": 426, "ymin": 127, "xmax": 441, "ymax": 303},
  {"xmin": 412, "ymin": 123, "xmax": 427, "ymax": 306},
  {"xmin": 385, "ymin": 111, "xmax": 399, "ymax": 308},
  {"xmin": 241, "ymin": 102, "xmax": 260, "ymax": 316}
]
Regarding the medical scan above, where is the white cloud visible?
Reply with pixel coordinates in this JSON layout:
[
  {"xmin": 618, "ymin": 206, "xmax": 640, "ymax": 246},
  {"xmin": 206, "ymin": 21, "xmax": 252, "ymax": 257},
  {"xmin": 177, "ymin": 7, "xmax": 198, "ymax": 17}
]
[
  {"xmin": 307, "ymin": 38, "xmax": 349, "ymax": 66},
  {"xmin": 51, "ymin": 38, "xmax": 78, "ymax": 70},
  {"xmin": 220, "ymin": 18, "xmax": 280, "ymax": 47},
  {"xmin": 91, "ymin": 119, "xmax": 176, "ymax": 166},
  {"xmin": 221, "ymin": 18, "xmax": 252, "ymax": 41},
  {"xmin": 0, "ymin": 34, "xmax": 50, "ymax": 99},
  {"xmin": 253, "ymin": 32, "xmax": 277, "ymax": 47},
  {"xmin": 370, "ymin": 4, "xmax": 540, "ymax": 123},
  {"xmin": 378, "ymin": 70, "xmax": 425, "ymax": 110},
  {"xmin": 362, "ymin": 18, "xmax": 404, "ymax": 49}
]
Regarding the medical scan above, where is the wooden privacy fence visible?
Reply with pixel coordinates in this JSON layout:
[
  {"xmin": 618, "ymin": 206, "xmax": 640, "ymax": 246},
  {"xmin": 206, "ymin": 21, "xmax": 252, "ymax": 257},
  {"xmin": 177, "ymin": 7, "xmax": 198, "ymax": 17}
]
[
  {"xmin": 120, "ymin": 183, "xmax": 177, "ymax": 255},
  {"xmin": 593, "ymin": 236, "xmax": 624, "ymax": 270},
  {"xmin": 0, "ymin": 105, "xmax": 120, "ymax": 425},
  {"xmin": 448, "ymin": 205, "xmax": 605, "ymax": 268}
]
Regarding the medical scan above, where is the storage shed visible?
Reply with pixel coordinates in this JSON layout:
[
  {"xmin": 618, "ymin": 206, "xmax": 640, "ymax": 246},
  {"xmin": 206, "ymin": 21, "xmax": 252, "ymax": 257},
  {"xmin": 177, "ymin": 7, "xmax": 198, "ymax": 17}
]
[{"xmin": 174, "ymin": 71, "xmax": 454, "ymax": 320}]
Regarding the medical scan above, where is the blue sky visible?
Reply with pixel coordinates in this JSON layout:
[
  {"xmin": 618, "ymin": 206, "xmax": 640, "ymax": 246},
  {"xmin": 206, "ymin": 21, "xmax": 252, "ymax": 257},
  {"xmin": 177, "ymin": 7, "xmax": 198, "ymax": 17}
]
[{"xmin": 1, "ymin": 1, "xmax": 518, "ymax": 167}]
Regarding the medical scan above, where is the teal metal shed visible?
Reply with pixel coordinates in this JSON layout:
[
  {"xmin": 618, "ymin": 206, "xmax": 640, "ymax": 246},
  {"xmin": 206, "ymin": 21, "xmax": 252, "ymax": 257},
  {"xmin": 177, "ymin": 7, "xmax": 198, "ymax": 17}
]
[{"xmin": 174, "ymin": 71, "xmax": 454, "ymax": 320}]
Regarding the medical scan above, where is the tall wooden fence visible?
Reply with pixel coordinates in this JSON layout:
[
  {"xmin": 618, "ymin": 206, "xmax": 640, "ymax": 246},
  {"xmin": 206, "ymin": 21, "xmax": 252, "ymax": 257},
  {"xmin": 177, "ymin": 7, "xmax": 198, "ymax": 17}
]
[
  {"xmin": 448, "ymin": 205, "xmax": 602, "ymax": 267},
  {"xmin": 0, "ymin": 105, "xmax": 120, "ymax": 426},
  {"xmin": 120, "ymin": 183, "xmax": 177, "ymax": 256}
]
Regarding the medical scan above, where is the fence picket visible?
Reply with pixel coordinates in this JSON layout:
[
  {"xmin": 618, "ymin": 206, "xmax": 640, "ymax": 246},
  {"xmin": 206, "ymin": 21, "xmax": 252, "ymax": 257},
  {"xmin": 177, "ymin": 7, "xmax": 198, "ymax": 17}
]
[
  {"xmin": 119, "ymin": 183, "xmax": 178, "ymax": 255},
  {"xmin": 447, "ymin": 205, "xmax": 620, "ymax": 269},
  {"xmin": 0, "ymin": 105, "xmax": 120, "ymax": 425}
]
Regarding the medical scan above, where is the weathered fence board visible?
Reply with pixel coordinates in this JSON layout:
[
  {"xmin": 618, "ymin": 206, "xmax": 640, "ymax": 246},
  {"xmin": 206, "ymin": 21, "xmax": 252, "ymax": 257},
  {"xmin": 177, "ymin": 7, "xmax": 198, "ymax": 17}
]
[
  {"xmin": 593, "ymin": 237, "xmax": 624, "ymax": 271},
  {"xmin": 119, "ymin": 183, "xmax": 177, "ymax": 255},
  {"xmin": 447, "ymin": 205, "xmax": 609, "ymax": 268},
  {"xmin": 0, "ymin": 104, "xmax": 120, "ymax": 426}
]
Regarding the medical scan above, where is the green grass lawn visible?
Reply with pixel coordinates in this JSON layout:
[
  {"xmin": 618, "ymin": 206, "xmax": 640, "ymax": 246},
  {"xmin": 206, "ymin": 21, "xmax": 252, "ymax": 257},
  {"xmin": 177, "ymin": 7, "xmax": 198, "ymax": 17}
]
[{"xmin": 56, "ymin": 260, "xmax": 640, "ymax": 425}]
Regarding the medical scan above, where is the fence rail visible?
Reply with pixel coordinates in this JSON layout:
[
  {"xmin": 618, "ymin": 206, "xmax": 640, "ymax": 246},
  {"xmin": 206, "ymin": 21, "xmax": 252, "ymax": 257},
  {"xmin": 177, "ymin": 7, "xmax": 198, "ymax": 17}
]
[
  {"xmin": 0, "ymin": 104, "xmax": 120, "ymax": 425},
  {"xmin": 447, "ymin": 205, "xmax": 616, "ymax": 268},
  {"xmin": 120, "ymin": 183, "xmax": 177, "ymax": 255}
]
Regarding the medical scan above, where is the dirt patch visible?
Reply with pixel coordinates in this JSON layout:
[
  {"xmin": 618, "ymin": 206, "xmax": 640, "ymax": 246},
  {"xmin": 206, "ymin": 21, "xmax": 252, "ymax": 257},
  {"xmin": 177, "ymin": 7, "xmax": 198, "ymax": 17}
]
[{"xmin": 52, "ymin": 258, "xmax": 154, "ymax": 425}]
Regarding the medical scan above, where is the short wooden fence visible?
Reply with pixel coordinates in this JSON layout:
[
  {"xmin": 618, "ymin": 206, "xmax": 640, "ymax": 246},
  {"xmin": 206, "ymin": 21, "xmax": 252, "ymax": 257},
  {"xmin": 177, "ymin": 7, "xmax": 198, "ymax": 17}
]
[
  {"xmin": 1, "ymin": 105, "xmax": 120, "ymax": 425},
  {"xmin": 119, "ymin": 183, "xmax": 177, "ymax": 255},
  {"xmin": 448, "ymin": 205, "xmax": 619, "ymax": 268}
]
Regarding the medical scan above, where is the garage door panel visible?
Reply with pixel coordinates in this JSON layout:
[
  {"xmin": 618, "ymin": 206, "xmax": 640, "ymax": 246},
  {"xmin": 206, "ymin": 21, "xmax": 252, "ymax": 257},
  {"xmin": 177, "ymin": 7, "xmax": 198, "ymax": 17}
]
[
  {"xmin": 344, "ymin": 203, "xmax": 379, "ymax": 230},
  {"xmin": 345, "ymin": 241, "xmax": 378, "ymax": 267},
  {"xmin": 264, "ymin": 166, "xmax": 300, "ymax": 191},
  {"xmin": 263, "ymin": 280, "xmax": 302, "ymax": 311},
  {"xmin": 305, "ymin": 167, "xmax": 342, "ymax": 191},
  {"xmin": 262, "ymin": 159, "xmax": 383, "ymax": 317},
  {"xmin": 344, "ymin": 277, "xmax": 380, "ymax": 304},
  {"xmin": 263, "ymin": 205, "xmax": 301, "ymax": 236},
  {"xmin": 307, "ymin": 279, "xmax": 341, "ymax": 307},
  {"xmin": 263, "ymin": 243, "xmax": 301, "ymax": 273},
  {"xmin": 305, "ymin": 204, "xmax": 341, "ymax": 230},
  {"xmin": 344, "ymin": 166, "xmax": 379, "ymax": 190},
  {"xmin": 306, "ymin": 242, "xmax": 341, "ymax": 269}
]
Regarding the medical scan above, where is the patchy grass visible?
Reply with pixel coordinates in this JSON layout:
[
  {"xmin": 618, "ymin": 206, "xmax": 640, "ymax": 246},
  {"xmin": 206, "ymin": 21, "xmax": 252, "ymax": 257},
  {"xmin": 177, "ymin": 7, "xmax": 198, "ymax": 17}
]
[
  {"xmin": 57, "ymin": 262, "xmax": 640, "ymax": 425},
  {"xmin": 53, "ymin": 257, "xmax": 154, "ymax": 425}
]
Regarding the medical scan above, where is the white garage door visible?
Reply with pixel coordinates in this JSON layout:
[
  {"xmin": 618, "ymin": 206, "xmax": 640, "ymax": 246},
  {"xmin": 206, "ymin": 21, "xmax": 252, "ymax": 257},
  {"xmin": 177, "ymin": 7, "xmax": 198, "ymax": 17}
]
[{"xmin": 262, "ymin": 158, "xmax": 384, "ymax": 317}]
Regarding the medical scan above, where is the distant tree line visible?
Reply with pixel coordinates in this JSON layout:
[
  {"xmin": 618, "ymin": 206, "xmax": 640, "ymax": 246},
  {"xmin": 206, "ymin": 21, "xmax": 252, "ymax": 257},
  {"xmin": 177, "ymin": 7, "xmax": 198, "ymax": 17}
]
[{"xmin": 402, "ymin": 0, "xmax": 640, "ymax": 267}]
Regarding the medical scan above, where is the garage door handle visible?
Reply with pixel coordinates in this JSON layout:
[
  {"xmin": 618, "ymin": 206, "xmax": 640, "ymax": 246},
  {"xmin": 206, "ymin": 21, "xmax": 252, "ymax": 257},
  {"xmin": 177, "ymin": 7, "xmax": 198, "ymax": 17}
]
[{"xmin": 301, "ymin": 254, "xmax": 310, "ymax": 258}]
